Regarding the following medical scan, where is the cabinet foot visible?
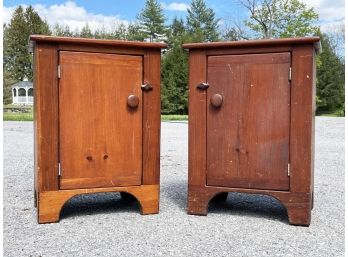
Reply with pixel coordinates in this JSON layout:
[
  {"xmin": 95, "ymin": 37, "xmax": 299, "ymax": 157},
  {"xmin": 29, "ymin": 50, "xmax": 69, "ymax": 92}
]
[
  {"xmin": 188, "ymin": 188, "xmax": 230, "ymax": 215},
  {"xmin": 187, "ymin": 200, "xmax": 208, "ymax": 215},
  {"xmin": 285, "ymin": 204, "xmax": 311, "ymax": 226},
  {"xmin": 276, "ymin": 192, "xmax": 312, "ymax": 226},
  {"xmin": 187, "ymin": 188, "xmax": 214, "ymax": 215},
  {"xmin": 38, "ymin": 191, "xmax": 70, "ymax": 223},
  {"xmin": 139, "ymin": 199, "xmax": 159, "ymax": 215},
  {"xmin": 187, "ymin": 186, "xmax": 313, "ymax": 225},
  {"xmin": 131, "ymin": 186, "xmax": 159, "ymax": 215},
  {"xmin": 37, "ymin": 185, "xmax": 159, "ymax": 223}
]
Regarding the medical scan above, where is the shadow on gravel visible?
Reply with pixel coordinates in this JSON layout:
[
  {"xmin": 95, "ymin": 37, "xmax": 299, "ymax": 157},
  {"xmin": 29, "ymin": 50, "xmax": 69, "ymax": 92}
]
[
  {"xmin": 162, "ymin": 181, "xmax": 188, "ymax": 211},
  {"xmin": 164, "ymin": 181, "xmax": 288, "ymax": 223},
  {"xmin": 60, "ymin": 192, "xmax": 140, "ymax": 219},
  {"xmin": 209, "ymin": 193, "xmax": 288, "ymax": 223}
]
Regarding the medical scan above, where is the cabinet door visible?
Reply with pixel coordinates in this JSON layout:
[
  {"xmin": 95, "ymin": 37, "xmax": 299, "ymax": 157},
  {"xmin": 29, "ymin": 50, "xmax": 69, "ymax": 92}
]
[
  {"xmin": 59, "ymin": 51, "xmax": 142, "ymax": 189},
  {"xmin": 207, "ymin": 53, "xmax": 291, "ymax": 190}
]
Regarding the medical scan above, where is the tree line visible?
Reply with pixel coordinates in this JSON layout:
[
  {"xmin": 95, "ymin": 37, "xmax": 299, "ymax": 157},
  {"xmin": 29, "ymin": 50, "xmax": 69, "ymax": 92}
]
[{"xmin": 3, "ymin": 0, "xmax": 345, "ymax": 115}]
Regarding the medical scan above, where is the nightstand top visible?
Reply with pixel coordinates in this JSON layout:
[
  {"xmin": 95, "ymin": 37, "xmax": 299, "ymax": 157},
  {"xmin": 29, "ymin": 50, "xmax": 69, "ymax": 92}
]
[
  {"xmin": 30, "ymin": 35, "xmax": 167, "ymax": 51},
  {"xmin": 182, "ymin": 37, "xmax": 321, "ymax": 53}
]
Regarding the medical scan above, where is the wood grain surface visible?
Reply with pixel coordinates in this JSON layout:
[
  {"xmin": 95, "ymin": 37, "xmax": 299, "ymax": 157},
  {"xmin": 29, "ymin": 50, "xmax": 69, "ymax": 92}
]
[
  {"xmin": 38, "ymin": 185, "xmax": 159, "ymax": 223},
  {"xmin": 34, "ymin": 43, "xmax": 59, "ymax": 192},
  {"xmin": 142, "ymin": 50, "xmax": 161, "ymax": 185},
  {"xmin": 33, "ymin": 36, "xmax": 165, "ymax": 223},
  {"xmin": 30, "ymin": 35, "xmax": 167, "ymax": 50},
  {"xmin": 207, "ymin": 53, "xmax": 291, "ymax": 190},
  {"xmin": 182, "ymin": 36, "xmax": 321, "ymax": 53},
  {"xmin": 188, "ymin": 50, "xmax": 207, "ymax": 187},
  {"xmin": 59, "ymin": 51, "xmax": 143, "ymax": 189},
  {"xmin": 187, "ymin": 38, "xmax": 317, "ymax": 225}
]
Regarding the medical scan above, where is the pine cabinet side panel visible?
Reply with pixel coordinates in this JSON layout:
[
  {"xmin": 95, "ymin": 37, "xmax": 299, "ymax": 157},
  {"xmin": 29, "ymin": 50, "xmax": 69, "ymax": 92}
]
[
  {"xmin": 188, "ymin": 50, "xmax": 207, "ymax": 187},
  {"xmin": 142, "ymin": 50, "xmax": 161, "ymax": 185},
  {"xmin": 290, "ymin": 46, "xmax": 315, "ymax": 193},
  {"xmin": 34, "ymin": 43, "xmax": 59, "ymax": 192}
]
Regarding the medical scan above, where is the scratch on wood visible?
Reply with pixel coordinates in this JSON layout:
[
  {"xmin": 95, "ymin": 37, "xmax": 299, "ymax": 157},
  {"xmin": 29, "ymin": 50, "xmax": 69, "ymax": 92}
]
[{"xmin": 227, "ymin": 64, "xmax": 233, "ymax": 74}]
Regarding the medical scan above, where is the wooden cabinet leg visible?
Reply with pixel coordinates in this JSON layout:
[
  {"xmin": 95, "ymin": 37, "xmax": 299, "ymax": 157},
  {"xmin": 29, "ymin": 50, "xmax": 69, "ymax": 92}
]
[
  {"xmin": 37, "ymin": 185, "xmax": 160, "ymax": 223},
  {"xmin": 139, "ymin": 197, "xmax": 159, "ymax": 215},
  {"xmin": 38, "ymin": 191, "xmax": 72, "ymax": 224},
  {"xmin": 187, "ymin": 188, "xmax": 214, "ymax": 216},
  {"xmin": 187, "ymin": 200, "xmax": 208, "ymax": 215},
  {"xmin": 285, "ymin": 203, "xmax": 311, "ymax": 226},
  {"xmin": 131, "ymin": 186, "xmax": 159, "ymax": 215}
]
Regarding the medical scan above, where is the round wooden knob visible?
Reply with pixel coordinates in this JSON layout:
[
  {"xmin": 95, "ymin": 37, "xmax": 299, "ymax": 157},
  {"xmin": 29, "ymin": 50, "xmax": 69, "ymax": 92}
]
[
  {"xmin": 127, "ymin": 95, "xmax": 139, "ymax": 108},
  {"xmin": 210, "ymin": 94, "xmax": 223, "ymax": 108}
]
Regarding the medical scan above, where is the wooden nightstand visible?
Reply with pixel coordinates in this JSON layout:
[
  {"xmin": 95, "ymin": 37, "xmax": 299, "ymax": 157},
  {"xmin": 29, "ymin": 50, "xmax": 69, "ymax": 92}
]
[
  {"xmin": 184, "ymin": 37, "xmax": 320, "ymax": 225},
  {"xmin": 31, "ymin": 35, "xmax": 166, "ymax": 223}
]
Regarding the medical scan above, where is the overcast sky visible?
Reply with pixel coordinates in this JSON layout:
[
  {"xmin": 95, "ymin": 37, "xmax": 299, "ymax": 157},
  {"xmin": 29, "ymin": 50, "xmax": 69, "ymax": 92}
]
[{"xmin": 3, "ymin": 0, "xmax": 345, "ymax": 33}]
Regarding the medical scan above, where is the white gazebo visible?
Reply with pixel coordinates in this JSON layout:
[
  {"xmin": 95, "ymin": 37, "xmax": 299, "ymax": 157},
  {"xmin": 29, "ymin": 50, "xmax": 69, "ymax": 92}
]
[{"xmin": 11, "ymin": 78, "xmax": 33, "ymax": 105}]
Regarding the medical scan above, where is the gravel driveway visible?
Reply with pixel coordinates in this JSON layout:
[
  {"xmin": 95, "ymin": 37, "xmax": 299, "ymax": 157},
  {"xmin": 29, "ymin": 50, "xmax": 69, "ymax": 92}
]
[{"xmin": 3, "ymin": 117, "xmax": 345, "ymax": 257}]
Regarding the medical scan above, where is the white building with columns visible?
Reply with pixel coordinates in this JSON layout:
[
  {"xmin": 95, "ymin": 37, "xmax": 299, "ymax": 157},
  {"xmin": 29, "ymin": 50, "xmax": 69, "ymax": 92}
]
[{"xmin": 11, "ymin": 78, "xmax": 33, "ymax": 105}]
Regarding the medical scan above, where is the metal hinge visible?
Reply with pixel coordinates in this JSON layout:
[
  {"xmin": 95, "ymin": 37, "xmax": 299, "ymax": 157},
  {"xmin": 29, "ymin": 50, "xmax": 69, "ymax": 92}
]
[
  {"xmin": 58, "ymin": 163, "xmax": 61, "ymax": 176},
  {"xmin": 287, "ymin": 163, "xmax": 290, "ymax": 176},
  {"xmin": 289, "ymin": 67, "xmax": 292, "ymax": 81},
  {"xmin": 58, "ymin": 65, "xmax": 61, "ymax": 79}
]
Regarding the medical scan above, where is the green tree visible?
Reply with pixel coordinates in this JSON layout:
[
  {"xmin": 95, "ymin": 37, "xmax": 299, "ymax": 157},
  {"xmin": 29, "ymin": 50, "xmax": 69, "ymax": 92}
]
[
  {"xmin": 137, "ymin": 0, "xmax": 166, "ymax": 42},
  {"xmin": 127, "ymin": 23, "xmax": 146, "ymax": 41},
  {"xmin": 113, "ymin": 23, "xmax": 128, "ymax": 40},
  {"xmin": 3, "ymin": 68, "xmax": 16, "ymax": 105},
  {"xmin": 79, "ymin": 23, "xmax": 93, "ymax": 38},
  {"xmin": 4, "ymin": 6, "xmax": 50, "ymax": 104},
  {"xmin": 186, "ymin": 0, "xmax": 220, "ymax": 42},
  {"xmin": 161, "ymin": 18, "xmax": 189, "ymax": 114},
  {"xmin": 52, "ymin": 23, "xmax": 74, "ymax": 37},
  {"xmin": 316, "ymin": 32, "xmax": 345, "ymax": 114},
  {"xmin": 171, "ymin": 17, "xmax": 186, "ymax": 37},
  {"xmin": 94, "ymin": 25, "xmax": 109, "ymax": 39},
  {"xmin": 242, "ymin": 0, "xmax": 319, "ymax": 38},
  {"xmin": 161, "ymin": 46, "xmax": 189, "ymax": 114},
  {"xmin": 324, "ymin": 23, "xmax": 345, "ymax": 61},
  {"xmin": 166, "ymin": 17, "xmax": 186, "ymax": 47},
  {"xmin": 4, "ymin": 5, "xmax": 50, "ymax": 82},
  {"xmin": 221, "ymin": 23, "xmax": 249, "ymax": 41}
]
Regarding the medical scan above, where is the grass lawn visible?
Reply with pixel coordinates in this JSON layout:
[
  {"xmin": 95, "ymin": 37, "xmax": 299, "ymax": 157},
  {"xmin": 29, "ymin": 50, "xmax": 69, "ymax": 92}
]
[
  {"xmin": 316, "ymin": 109, "xmax": 344, "ymax": 117},
  {"xmin": 3, "ymin": 105, "xmax": 33, "ymax": 121},
  {"xmin": 3, "ymin": 111, "xmax": 343, "ymax": 122},
  {"xmin": 3, "ymin": 112, "xmax": 188, "ymax": 122},
  {"xmin": 3, "ymin": 111, "xmax": 33, "ymax": 121},
  {"xmin": 161, "ymin": 115, "xmax": 188, "ymax": 121},
  {"xmin": 3, "ymin": 104, "xmax": 31, "ymax": 109}
]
